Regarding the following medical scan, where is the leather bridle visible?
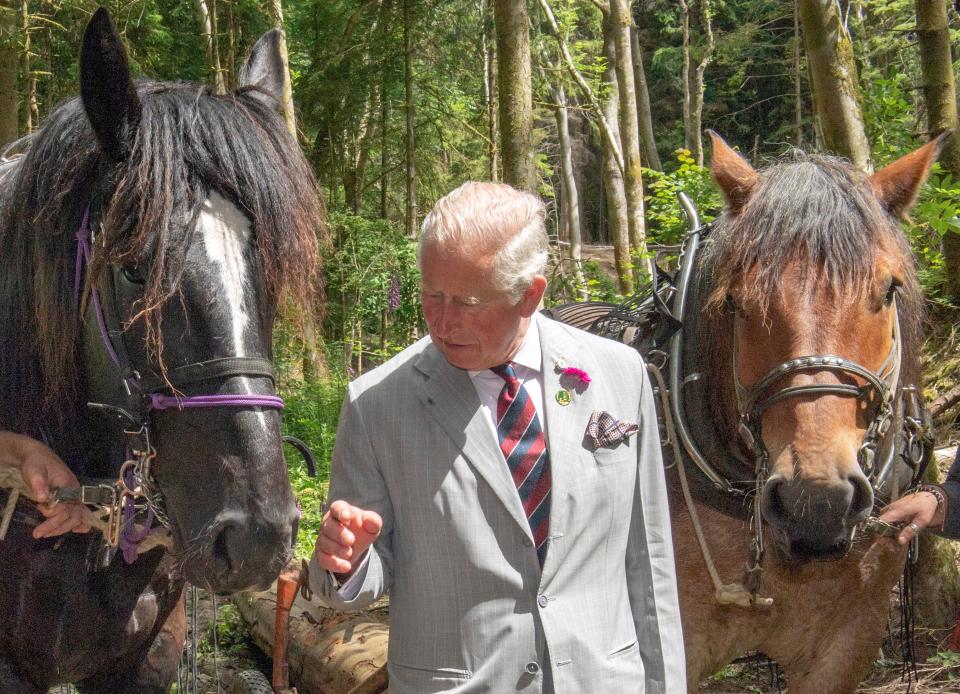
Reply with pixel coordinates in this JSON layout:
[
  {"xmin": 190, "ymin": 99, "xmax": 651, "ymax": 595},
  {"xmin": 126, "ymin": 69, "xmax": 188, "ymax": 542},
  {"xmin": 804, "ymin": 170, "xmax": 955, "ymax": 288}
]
[
  {"xmin": 733, "ymin": 299, "xmax": 901, "ymax": 484},
  {"xmin": 74, "ymin": 205, "xmax": 284, "ymax": 559}
]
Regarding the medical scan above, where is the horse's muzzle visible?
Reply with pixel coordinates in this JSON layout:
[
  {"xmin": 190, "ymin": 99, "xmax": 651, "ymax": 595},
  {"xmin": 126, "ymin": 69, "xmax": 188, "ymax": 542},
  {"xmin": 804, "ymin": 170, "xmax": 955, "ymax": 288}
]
[{"xmin": 761, "ymin": 473, "xmax": 873, "ymax": 562}]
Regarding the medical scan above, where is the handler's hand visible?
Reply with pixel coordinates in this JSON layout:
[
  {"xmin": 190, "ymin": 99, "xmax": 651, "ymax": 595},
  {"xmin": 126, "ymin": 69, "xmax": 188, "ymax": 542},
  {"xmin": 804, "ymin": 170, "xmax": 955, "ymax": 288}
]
[
  {"xmin": 21, "ymin": 446, "xmax": 91, "ymax": 539},
  {"xmin": 878, "ymin": 491, "xmax": 944, "ymax": 546},
  {"xmin": 314, "ymin": 500, "xmax": 382, "ymax": 576}
]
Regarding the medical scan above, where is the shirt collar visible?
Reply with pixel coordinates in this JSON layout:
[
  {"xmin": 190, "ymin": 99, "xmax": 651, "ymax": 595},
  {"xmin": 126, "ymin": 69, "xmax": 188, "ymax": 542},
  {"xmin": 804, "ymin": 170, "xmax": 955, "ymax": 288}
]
[{"xmin": 469, "ymin": 314, "xmax": 542, "ymax": 379}]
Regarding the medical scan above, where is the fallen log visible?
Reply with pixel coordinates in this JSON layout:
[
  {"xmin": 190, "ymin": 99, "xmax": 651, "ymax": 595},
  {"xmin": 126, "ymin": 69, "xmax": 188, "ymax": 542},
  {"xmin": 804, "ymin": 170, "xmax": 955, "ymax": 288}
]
[{"xmin": 234, "ymin": 579, "xmax": 388, "ymax": 694}]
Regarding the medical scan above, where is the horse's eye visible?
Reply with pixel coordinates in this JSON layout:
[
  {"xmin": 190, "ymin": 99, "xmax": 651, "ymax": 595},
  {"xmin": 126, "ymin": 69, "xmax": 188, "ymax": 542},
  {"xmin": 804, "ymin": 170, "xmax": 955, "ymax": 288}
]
[
  {"xmin": 121, "ymin": 265, "xmax": 146, "ymax": 285},
  {"xmin": 884, "ymin": 279, "xmax": 901, "ymax": 306},
  {"xmin": 726, "ymin": 294, "xmax": 743, "ymax": 315}
]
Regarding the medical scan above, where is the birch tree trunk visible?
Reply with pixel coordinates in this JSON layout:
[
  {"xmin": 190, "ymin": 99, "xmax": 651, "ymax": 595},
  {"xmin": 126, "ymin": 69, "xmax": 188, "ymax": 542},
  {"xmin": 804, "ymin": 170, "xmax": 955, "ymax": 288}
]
[
  {"xmin": 600, "ymin": 6, "xmax": 633, "ymax": 295},
  {"xmin": 690, "ymin": 0, "xmax": 714, "ymax": 167},
  {"xmin": 630, "ymin": 26, "xmax": 661, "ymax": 171},
  {"xmin": 798, "ymin": 0, "xmax": 872, "ymax": 171},
  {"xmin": 794, "ymin": 0, "xmax": 804, "ymax": 147},
  {"xmin": 19, "ymin": 0, "xmax": 35, "ymax": 133},
  {"xmin": 268, "ymin": 0, "xmax": 297, "ymax": 138},
  {"xmin": 195, "ymin": 0, "xmax": 226, "ymax": 93},
  {"xmin": 551, "ymin": 84, "xmax": 586, "ymax": 298},
  {"xmin": 494, "ymin": 0, "xmax": 535, "ymax": 192},
  {"xmin": 481, "ymin": 0, "xmax": 499, "ymax": 181},
  {"xmin": 0, "ymin": 1, "xmax": 17, "ymax": 147},
  {"xmin": 403, "ymin": 0, "xmax": 417, "ymax": 236},
  {"xmin": 679, "ymin": 0, "xmax": 693, "ymax": 153},
  {"xmin": 609, "ymin": 0, "xmax": 648, "ymax": 279},
  {"xmin": 916, "ymin": 0, "xmax": 960, "ymax": 304}
]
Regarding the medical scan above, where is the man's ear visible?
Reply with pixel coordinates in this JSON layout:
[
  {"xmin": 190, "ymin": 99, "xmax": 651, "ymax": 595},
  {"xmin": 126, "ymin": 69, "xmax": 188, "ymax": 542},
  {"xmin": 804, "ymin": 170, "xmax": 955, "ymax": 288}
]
[{"xmin": 519, "ymin": 276, "xmax": 548, "ymax": 316}]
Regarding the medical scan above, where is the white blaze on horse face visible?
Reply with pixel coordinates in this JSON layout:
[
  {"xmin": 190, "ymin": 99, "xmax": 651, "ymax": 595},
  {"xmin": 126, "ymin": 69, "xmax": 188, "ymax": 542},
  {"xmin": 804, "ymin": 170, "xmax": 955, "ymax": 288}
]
[{"xmin": 199, "ymin": 191, "xmax": 252, "ymax": 357}]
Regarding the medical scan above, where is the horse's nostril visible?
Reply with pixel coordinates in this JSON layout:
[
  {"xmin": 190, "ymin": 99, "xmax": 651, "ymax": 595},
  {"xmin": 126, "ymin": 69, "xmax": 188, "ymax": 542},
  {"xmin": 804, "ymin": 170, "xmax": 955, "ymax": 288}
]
[
  {"xmin": 760, "ymin": 477, "xmax": 787, "ymax": 528},
  {"xmin": 211, "ymin": 522, "xmax": 234, "ymax": 574},
  {"xmin": 846, "ymin": 473, "xmax": 874, "ymax": 525},
  {"xmin": 201, "ymin": 510, "xmax": 294, "ymax": 591}
]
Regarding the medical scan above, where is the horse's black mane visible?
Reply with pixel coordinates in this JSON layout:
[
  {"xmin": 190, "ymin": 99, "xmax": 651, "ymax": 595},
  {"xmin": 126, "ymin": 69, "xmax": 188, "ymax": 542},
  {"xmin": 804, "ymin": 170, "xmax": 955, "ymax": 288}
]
[{"xmin": 0, "ymin": 80, "xmax": 324, "ymax": 447}]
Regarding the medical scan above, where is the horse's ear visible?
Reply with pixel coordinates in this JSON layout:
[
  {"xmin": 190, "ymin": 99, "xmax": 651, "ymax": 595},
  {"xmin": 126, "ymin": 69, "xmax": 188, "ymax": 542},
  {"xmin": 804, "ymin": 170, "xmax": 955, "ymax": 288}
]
[
  {"xmin": 871, "ymin": 130, "xmax": 952, "ymax": 218},
  {"xmin": 238, "ymin": 30, "xmax": 284, "ymax": 109},
  {"xmin": 708, "ymin": 130, "xmax": 759, "ymax": 214},
  {"xmin": 80, "ymin": 7, "xmax": 140, "ymax": 160}
]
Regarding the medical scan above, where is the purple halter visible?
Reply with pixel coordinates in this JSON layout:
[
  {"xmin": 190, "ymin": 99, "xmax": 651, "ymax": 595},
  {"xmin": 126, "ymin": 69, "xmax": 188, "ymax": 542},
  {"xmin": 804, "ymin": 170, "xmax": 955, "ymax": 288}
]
[{"xmin": 74, "ymin": 207, "xmax": 284, "ymax": 412}]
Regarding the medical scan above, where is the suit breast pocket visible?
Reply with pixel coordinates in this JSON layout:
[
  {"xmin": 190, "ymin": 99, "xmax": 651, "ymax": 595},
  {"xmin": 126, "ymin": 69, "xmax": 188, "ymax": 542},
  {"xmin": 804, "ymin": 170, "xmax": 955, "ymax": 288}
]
[{"xmin": 593, "ymin": 442, "xmax": 636, "ymax": 467}]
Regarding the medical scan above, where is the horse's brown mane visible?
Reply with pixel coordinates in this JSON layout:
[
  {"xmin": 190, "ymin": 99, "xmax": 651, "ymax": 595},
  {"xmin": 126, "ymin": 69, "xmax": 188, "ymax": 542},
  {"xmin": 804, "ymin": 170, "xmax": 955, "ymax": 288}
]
[
  {"xmin": 0, "ymin": 81, "xmax": 326, "ymax": 442},
  {"xmin": 690, "ymin": 150, "xmax": 923, "ymax": 459}
]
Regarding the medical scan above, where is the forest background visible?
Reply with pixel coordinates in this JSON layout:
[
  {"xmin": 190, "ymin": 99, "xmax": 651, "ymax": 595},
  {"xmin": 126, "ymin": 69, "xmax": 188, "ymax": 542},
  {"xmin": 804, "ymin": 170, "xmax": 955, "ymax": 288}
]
[{"xmin": 4, "ymin": 0, "xmax": 960, "ymax": 686}]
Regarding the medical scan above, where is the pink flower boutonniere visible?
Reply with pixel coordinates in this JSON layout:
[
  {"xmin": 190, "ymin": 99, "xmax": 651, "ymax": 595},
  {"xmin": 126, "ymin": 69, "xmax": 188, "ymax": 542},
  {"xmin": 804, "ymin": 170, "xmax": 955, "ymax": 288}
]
[
  {"xmin": 561, "ymin": 367, "xmax": 591, "ymax": 385},
  {"xmin": 554, "ymin": 358, "xmax": 590, "ymax": 405}
]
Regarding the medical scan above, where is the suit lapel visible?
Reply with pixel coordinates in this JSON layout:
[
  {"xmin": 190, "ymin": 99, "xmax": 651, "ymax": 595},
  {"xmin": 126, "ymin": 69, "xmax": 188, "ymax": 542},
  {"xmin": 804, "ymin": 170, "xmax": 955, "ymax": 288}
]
[
  {"xmin": 414, "ymin": 343, "xmax": 532, "ymax": 538},
  {"xmin": 539, "ymin": 317, "xmax": 596, "ymax": 574}
]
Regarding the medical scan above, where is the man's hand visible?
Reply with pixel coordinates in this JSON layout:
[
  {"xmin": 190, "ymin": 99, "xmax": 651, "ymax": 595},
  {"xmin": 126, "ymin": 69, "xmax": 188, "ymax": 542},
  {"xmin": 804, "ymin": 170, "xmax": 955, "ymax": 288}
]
[
  {"xmin": 878, "ymin": 490, "xmax": 944, "ymax": 546},
  {"xmin": 19, "ymin": 443, "xmax": 91, "ymax": 539},
  {"xmin": 314, "ymin": 500, "xmax": 382, "ymax": 576}
]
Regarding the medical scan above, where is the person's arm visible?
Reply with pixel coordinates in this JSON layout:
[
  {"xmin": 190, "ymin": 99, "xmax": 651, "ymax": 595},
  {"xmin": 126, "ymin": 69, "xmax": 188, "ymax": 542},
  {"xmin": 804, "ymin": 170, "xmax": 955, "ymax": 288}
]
[
  {"xmin": 625, "ymin": 362, "xmax": 687, "ymax": 694},
  {"xmin": 308, "ymin": 385, "xmax": 396, "ymax": 610},
  {"xmin": 0, "ymin": 431, "xmax": 91, "ymax": 538}
]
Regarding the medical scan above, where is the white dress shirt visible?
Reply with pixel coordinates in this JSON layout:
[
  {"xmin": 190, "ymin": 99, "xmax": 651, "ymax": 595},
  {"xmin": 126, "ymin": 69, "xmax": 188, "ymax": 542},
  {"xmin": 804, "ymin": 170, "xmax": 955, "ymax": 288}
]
[{"xmin": 468, "ymin": 314, "xmax": 547, "ymax": 443}]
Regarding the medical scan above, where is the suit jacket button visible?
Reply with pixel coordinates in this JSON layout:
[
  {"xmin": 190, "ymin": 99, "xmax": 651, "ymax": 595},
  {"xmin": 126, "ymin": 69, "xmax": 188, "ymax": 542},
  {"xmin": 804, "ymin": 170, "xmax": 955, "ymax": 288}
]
[
  {"xmin": 537, "ymin": 595, "xmax": 548, "ymax": 608},
  {"xmin": 525, "ymin": 662, "xmax": 540, "ymax": 675}
]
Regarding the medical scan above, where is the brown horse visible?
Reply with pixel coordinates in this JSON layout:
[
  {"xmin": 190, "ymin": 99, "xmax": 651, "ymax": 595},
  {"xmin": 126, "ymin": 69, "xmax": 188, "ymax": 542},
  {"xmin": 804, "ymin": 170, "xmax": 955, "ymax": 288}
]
[
  {"xmin": 551, "ymin": 132, "xmax": 945, "ymax": 692},
  {"xmin": 672, "ymin": 133, "xmax": 945, "ymax": 692}
]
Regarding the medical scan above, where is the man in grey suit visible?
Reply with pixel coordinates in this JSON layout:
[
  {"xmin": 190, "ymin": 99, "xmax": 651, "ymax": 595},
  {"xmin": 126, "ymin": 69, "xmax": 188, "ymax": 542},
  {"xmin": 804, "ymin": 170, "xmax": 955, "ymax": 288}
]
[{"xmin": 309, "ymin": 182, "xmax": 685, "ymax": 693}]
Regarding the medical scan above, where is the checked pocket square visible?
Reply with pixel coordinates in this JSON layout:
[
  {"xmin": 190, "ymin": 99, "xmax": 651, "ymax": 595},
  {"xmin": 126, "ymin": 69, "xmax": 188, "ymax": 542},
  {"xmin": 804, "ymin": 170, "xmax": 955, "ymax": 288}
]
[{"xmin": 586, "ymin": 410, "xmax": 639, "ymax": 449}]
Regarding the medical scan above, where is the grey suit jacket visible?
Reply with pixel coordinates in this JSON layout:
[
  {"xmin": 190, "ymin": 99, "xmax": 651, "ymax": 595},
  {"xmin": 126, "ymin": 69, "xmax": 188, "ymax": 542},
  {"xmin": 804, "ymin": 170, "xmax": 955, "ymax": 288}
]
[{"xmin": 309, "ymin": 315, "xmax": 685, "ymax": 693}]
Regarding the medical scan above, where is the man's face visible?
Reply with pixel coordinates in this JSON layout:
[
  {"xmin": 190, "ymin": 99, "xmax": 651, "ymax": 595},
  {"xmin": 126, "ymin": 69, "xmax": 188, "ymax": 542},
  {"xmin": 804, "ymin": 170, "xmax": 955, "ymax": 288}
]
[{"xmin": 419, "ymin": 242, "xmax": 544, "ymax": 371}]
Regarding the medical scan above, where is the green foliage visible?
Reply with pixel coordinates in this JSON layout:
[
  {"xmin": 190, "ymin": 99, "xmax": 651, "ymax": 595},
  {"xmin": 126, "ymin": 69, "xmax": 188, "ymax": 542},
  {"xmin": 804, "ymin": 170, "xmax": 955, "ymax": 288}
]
[
  {"xmin": 862, "ymin": 75, "xmax": 917, "ymax": 164},
  {"xmin": 324, "ymin": 212, "xmax": 422, "ymax": 365},
  {"xmin": 644, "ymin": 149, "xmax": 723, "ymax": 244},
  {"xmin": 926, "ymin": 649, "xmax": 960, "ymax": 680},
  {"xmin": 281, "ymin": 373, "xmax": 347, "ymax": 558},
  {"xmin": 200, "ymin": 601, "xmax": 248, "ymax": 657}
]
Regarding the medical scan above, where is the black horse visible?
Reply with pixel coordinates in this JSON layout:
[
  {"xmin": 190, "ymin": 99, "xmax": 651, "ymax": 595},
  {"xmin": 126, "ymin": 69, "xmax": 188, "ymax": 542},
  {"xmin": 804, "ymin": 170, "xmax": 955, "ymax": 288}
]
[{"xmin": 0, "ymin": 9, "xmax": 322, "ymax": 692}]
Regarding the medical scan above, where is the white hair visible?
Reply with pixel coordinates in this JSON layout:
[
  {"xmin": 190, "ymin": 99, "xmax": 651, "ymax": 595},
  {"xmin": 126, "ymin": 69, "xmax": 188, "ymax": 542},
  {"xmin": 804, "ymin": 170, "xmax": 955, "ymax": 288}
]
[{"xmin": 418, "ymin": 181, "xmax": 548, "ymax": 303}]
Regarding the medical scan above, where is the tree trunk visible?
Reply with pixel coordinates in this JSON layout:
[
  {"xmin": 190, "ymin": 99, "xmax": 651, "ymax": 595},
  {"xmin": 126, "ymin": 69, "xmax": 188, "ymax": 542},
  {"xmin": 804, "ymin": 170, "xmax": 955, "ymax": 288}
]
[
  {"xmin": 380, "ymin": 81, "xmax": 389, "ymax": 219},
  {"xmin": 0, "ymin": 1, "xmax": 17, "ymax": 147},
  {"xmin": 482, "ymin": 0, "xmax": 499, "ymax": 181},
  {"xmin": 794, "ymin": 0, "xmax": 804, "ymax": 147},
  {"xmin": 797, "ymin": 0, "xmax": 872, "ymax": 171},
  {"xmin": 195, "ymin": 0, "xmax": 226, "ymax": 93},
  {"xmin": 552, "ymin": 84, "xmax": 586, "ymax": 299},
  {"xmin": 600, "ymin": 7, "xmax": 633, "ymax": 296},
  {"xmin": 630, "ymin": 26, "xmax": 660, "ymax": 171},
  {"xmin": 690, "ymin": 0, "xmax": 714, "ymax": 167},
  {"xmin": 19, "ymin": 0, "xmax": 35, "ymax": 133},
  {"xmin": 679, "ymin": 0, "xmax": 692, "ymax": 154},
  {"xmin": 403, "ymin": 0, "xmax": 417, "ymax": 236},
  {"xmin": 609, "ymin": 0, "xmax": 648, "ymax": 280},
  {"xmin": 493, "ymin": 0, "xmax": 534, "ymax": 192},
  {"xmin": 225, "ymin": 0, "xmax": 236, "ymax": 88},
  {"xmin": 916, "ymin": 0, "xmax": 960, "ymax": 302},
  {"xmin": 268, "ymin": 0, "xmax": 297, "ymax": 138}
]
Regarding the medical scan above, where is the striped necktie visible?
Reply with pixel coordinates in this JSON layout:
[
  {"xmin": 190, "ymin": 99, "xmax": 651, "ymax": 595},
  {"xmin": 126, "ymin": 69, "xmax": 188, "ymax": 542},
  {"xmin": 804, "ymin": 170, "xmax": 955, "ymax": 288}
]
[{"xmin": 491, "ymin": 363, "xmax": 551, "ymax": 566}]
